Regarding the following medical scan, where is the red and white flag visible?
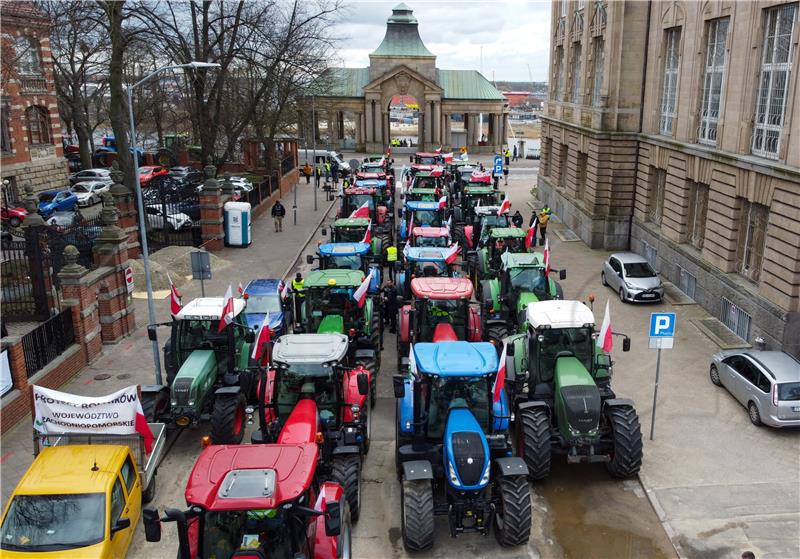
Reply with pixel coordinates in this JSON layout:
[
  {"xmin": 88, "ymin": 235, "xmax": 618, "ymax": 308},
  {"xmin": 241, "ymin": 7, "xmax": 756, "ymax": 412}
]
[
  {"xmin": 498, "ymin": 195, "xmax": 511, "ymax": 215},
  {"xmin": 279, "ymin": 280, "xmax": 290, "ymax": 300},
  {"xmin": 442, "ymin": 152, "xmax": 454, "ymax": 163},
  {"xmin": 493, "ymin": 342, "xmax": 507, "ymax": 403},
  {"xmin": 525, "ymin": 218, "xmax": 538, "ymax": 250},
  {"xmin": 435, "ymin": 146, "xmax": 442, "ymax": 154},
  {"xmin": 350, "ymin": 201, "xmax": 370, "ymax": 219},
  {"xmin": 543, "ymin": 238, "xmax": 551, "ymax": 276},
  {"xmin": 443, "ymin": 243, "xmax": 460, "ymax": 265},
  {"xmin": 445, "ymin": 215, "xmax": 452, "ymax": 231},
  {"xmin": 379, "ymin": 156, "xmax": 386, "ymax": 167},
  {"xmin": 470, "ymin": 170, "xmax": 492, "ymax": 182},
  {"xmin": 134, "ymin": 397, "xmax": 155, "ymax": 453},
  {"xmin": 238, "ymin": 282, "xmax": 244, "ymax": 295},
  {"xmin": 361, "ymin": 222, "xmax": 372, "ymax": 244},
  {"xmin": 387, "ymin": 147, "xmax": 392, "ymax": 158},
  {"xmin": 218, "ymin": 285, "xmax": 235, "ymax": 333},
  {"xmin": 251, "ymin": 313, "xmax": 272, "ymax": 364},
  {"xmin": 437, "ymin": 195, "xmax": 447, "ymax": 210},
  {"xmin": 597, "ymin": 300, "xmax": 613, "ymax": 353},
  {"xmin": 352, "ymin": 270, "xmax": 374, "ymax": 308},
  {"xmin": 408, "ymin": 344, "xmax": 417, "ymax": 376},
  {"xmin": 168, "ymin": 273, "xmax": 182, "ymax": 316}
]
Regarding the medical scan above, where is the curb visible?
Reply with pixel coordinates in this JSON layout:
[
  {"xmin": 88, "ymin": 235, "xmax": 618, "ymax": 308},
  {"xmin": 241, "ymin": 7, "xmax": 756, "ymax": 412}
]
[
  {"xmin": 281, "ymin": 194, "xmax": 336, "ymax": 282},
  {"xmin": 638, "ymin": 471, "xmax": 686, "ymax": 559}
]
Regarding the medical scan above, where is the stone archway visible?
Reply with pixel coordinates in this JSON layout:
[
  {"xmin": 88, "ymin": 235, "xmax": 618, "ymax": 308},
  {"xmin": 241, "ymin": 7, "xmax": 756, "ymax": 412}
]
[{"xmin": 389, "ymin": 94, "xmax": 419, "ymax": 148}]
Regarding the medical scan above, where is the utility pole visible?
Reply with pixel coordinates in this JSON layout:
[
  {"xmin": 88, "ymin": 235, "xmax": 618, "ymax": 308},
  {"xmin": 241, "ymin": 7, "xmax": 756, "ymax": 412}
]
[{"xmin": 312, "ymin": 94, "xmax": 318, "ymax": 212}]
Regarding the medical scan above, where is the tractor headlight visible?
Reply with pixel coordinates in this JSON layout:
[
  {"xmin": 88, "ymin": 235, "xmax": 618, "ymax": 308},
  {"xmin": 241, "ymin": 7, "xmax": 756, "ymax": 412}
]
[
  {"xmin": 479, "ymin": 463, "xmax": 491, "ymax": 486},
  {"xmin": 245, "ymin": 406, "xmax": 255, "ymax": 425},
  {"xmin": 350, "ymin": 404, "xmax": 361, "ymax": 420},
  {"xmin": 448, "ymin": 461, "xmax": 461, "ymax": 487}
]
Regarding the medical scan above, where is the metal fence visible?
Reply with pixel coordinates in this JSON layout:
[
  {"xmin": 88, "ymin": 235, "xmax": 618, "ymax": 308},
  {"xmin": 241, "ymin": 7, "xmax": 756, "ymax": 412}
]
[
  {"xmin": 142, "ymin": 182, "xmax": 202, "ymax": 253},
  {"xmin": 1, "ymin": 234, "xmax": 52, "ymax": 321},
  {"xmin": 21, "ymin": 307, "xmax": 75, "ymax": 377},
  {"xmin": 242, "ymin": 177, "xmax": 277, "ymax": 208},
  {"xmin": 720, "ymin": 297, "xmax": 752, "ymax": 342}
]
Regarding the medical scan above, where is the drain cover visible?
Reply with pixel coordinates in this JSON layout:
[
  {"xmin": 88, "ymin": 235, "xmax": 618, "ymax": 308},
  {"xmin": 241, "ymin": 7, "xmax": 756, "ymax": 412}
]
[
  {"xmin": 117, "ymin": 373, "xmax": 132, "ymax": 380},
  {"xmin": 94, "ymin": 374, "xmax": 112, "ymax": 381}
]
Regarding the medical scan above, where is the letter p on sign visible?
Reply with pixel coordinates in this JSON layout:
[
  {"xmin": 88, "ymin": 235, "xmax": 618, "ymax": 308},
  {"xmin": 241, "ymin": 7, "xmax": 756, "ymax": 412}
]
[{"xmin": 649, "ymin": 312, "xmax": 676, "ymax": 338}]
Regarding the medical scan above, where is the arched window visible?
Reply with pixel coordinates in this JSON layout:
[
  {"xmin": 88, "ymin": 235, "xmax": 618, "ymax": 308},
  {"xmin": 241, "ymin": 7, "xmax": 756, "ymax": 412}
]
[
  {"xmin": 25, "ymin": 106, "xmax": 51, "ymax": 145},
  {"xmin": 14, "ymin": 36, "xmax": 41, "ymax": 75}
]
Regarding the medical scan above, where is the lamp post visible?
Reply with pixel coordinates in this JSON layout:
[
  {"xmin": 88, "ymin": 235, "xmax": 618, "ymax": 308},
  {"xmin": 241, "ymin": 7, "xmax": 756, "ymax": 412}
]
[
  {"xmin": 312, "ymin": 94, "xmax": 318, "ymax": 212},
  {"xmin": 127, "ymin": 61, "xmax": 221, "ymax": 385}
]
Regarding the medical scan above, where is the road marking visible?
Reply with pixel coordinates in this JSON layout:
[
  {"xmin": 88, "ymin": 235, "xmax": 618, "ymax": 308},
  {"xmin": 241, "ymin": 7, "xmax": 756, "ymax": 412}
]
[{"xmin": 0, "ymin": 451, "xmax": 13, "ymax": 464}]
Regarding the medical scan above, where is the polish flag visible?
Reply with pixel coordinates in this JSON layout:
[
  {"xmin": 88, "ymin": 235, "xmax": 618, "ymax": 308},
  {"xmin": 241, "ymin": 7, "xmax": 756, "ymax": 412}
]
[
  {"xmin": 251, "ymin": 313, "xmax": 272, "ymax": 364},
  {"xmin": 168, "ymin": 274, "xmax": 182, "ymax": 316},
  {"xmin": 543, "ymin": 238, "xmax": 551, "ymax": 276},
  {"xmin": 134, "ymin": 395, "xmax": 155, "ymax": 454},
  {"xmin": 435, "ymin": 146, "xmax": 442, "ymax": 154},
  {"xmin": 361, "ymin": 222, "xmax": 372, "ymax": 244},
  {"xmin": 352, "ymin": 270, "xmax": 374, "ymax": 308},
  {"xmin": 238, "ymin": 282, "xmax": 244, "ymax": 295},
  {"xmin": 279, "ymin": 280, "xmax": 290, "ymax": 300},
  {"xmin": 525, "ymin": 218, "xmax": 538, "ymax": 250},
  {"xmin": 493, "ymin": 342, "xmax": 507, "ymax": 403},
  {"xmin": 350, "ymin": 201, "xmax": 370, "ymax": 219},
  {"xmin": 471, "ymin": 170, "xmax": 492, "ymax": 183},
  {"xmin": 445, "ymin": 215, "xmax": 452, "ymax": 231},
  {"xmin": 408, "ymin": 344, "xmax": 417, "ymax": 376},
  {"xmin": 443, "ymin": 243, "xmax": 460, "ymax": 265},
  {"xmin": 498, "ymin": 195, "xmax": 511, "ymax": 215},
  {"xmin": 442, "ymin": 152, "xmax": 454, "ymax": 163},
  {"xmin": 379, "ymin": 156, "xmax": 386, "ymax": 167},
  {"xmin": 597, "ymin": 300, "xmax": 613, "ymax": 353},
  {"xmin": 218, "ymin": 285, "xmax": 235, "ymax": 333},
  {"xmin": 437, "ymin": 195, "xmax": 447, "ymax": 210},
  {"xmin": 387, "ymin": 147, "xmax": 392, "ymax": 158}
]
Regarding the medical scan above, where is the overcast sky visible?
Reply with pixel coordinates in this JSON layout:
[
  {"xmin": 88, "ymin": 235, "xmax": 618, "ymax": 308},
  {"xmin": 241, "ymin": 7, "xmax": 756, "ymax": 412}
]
[{"xmin": 334, "ymin": 1, "xmax": 553, "ymax": 82}]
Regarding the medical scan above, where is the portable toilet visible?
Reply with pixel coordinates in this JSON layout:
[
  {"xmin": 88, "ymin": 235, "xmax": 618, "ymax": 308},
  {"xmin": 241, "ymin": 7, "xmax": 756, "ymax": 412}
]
[{"xmin": 224, "ymin": 201, "xmax": 252, "ymax": 246}]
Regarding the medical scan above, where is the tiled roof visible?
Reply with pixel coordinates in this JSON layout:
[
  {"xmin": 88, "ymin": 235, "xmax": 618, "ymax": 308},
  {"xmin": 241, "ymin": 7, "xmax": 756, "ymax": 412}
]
[
  {"xmin": 315, "ymin": 67, "xmax": 370, "ymax": 98},
  {"xmin": 437, "ymin": 70, "xmax": 506, "ymax": 101}
]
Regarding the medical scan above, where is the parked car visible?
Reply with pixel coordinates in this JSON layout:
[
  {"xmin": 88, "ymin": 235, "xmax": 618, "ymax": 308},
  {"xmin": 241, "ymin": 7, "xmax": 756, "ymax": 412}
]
[
  {"xmin": 38, "ymin": 190, "xmax": 79, "ymax": 217},
  {"xmin": 65, "ymin": 152, "xmax": 82, "ymax": 172},
  {"xmin": 144, "ymin": 205, "xmax": 192, "ymax": 231},
  {"xmin": 69, "ymin": 168, "xmax": 112, "ymax": 186},
  {"xmin": 138, "ymin": 166, "xmax": 168, "ymax": 186},
  {"xmin": 168, "ymin": 166, "xmax": 202, "ymax": 183},
  {"xmin": 601, "ymin": 252, "xmax": 664, "ymax": 302},
  {"xmin": 241, "ymin": 278, "xmax": 288, "ymax": 335},
  {"xmin": 46, "ymin": 211, "xmax": 80, "ymax": 228},
  {"xmin": 71, "ymin": 181, "xmax": 110, "ymax": 207},
  {"xmin": 710, "ymin": 350, "xmax": 800, "ymax": 427},
  {"xmin": 1, "ymin": 206, "xmax": 26, "ymax": 228}
]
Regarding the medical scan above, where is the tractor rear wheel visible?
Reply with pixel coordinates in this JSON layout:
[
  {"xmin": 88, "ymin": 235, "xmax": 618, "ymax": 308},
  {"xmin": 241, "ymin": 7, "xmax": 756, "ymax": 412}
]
[
  {"xmin": 210, "ymin": 392, "xmax": 246, "ymax": 445},
  {"xmin": 487, "ymin": 324, "xmax": 508, "ymax": 352},
  {"xmin": 141, "ymin": 390, "xmax": 169, "ymax": 422},
  {"xmin": 332, "ymin": 454, "xmax": 362, "ymax": 523},
  {"xmin": 494, "ymin": 474, "xmax": 531, "ymax": 547},
  {"xmin": 401, "ymin": 478, "xmax": 434, "ymax": 551},
  {"xmin": 605, "ymin": 405, "xmax": 643, "ymax": 478},
  {"xmin": 379, "ymin": 233, "xmax": 391, "ymax": 265},
  {"xmin": 517, "ymin": 406, "xmax": 551, "ymax": 481}
]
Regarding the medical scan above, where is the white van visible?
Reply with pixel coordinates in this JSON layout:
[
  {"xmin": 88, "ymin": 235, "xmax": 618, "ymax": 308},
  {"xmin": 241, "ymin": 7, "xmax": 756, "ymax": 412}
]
[{"xmin": 299, "ymin": 149, "xmax": 351, "ymax": 173}]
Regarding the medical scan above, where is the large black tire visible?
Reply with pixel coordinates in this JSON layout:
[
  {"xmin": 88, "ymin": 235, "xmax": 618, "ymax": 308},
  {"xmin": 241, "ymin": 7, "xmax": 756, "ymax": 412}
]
[
  {"xmin": 141, "ymin": 390, "xmax": 169, "ymax": 422},
  {"xmin": 517, "ymin": 406, "xmax": 551, "ymax": 480},
  {"xmin": 396, "ymin": 339, "xmax": 409, "ymax": 374},
  {"xmin": 142, "ymin": 471, "xmax": 157, "ymax": 504},
  {"xmin": 487, "ymin": 324, "xmax": 508, "ymax": 352},
  {"xmin": 332, "ymin": 454, "xmax": 362, "ymax": 523},
  {"xmin": 401, "ymin": 479, "xmax": 434, "ymax": 551},
  {"xmin": 494, "ymin": 474, "xmax": 532, "ymax": 547},
  {"xmin": 338, "ymin": 497, "xmax": 353, "ymax": 559},
  {"xmin": 210, "ymin": 392, "xmax": 246, "ymax": 445},
  {"xmin": 361, "ymin": 402, "xmax": 371, "ymax": 455},
  {"xmin": 605, "ymin": 405, "xmax": 643, "ymax": 478},
  {"xmin": 379, "ymin": 232, "xmax": 391, "ymax": 265},
  {"xmin": 163, "ymin": 340, "xmax": 179, "ymax": 386}
]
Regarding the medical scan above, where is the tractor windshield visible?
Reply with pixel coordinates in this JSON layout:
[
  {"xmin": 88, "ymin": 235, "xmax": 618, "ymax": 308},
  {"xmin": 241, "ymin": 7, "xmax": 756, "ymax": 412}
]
[
  {"xmin": 274, "ymin": 364, "xmax": 338, "ymax": 426},
  {"xmin": 345, "ymin": 195, "xmax": 374, "ymax": 215},
  {"xmin": 418, "ymin": 299, "xmax": 467, "ymax": 341},
  {"xmin": 423, "ymin": 376, "xmax": 490, "ymax": 439},
  {"xmin": 175, "ymin": 319, "xmax": 241, "ymax": 366},
  {"xmin": 334, "ymin": 227, "xmax": 367, "ymax": 243},
  {"xmin": 201, "ymin": 508, "xmax": 294, "ymax": 559},
  {"xmin": 414, "ymin": 235, "xmax": 448, "ymax": 248},
  {"xmin": 410, "ymin": 261, "xmax": 446, "ymax": 277},
  {"xmin": 414, "ymin": 177, "xmax": 440, "ymax": 189},
  {"xmin": 305, "ymin": 288, "xmax": 356, "ymax": 333},
  {"xmin": 413, "ymin": 210, "xmax": 443, "ymax": 227},
  {"xmin": 327, "ymin": 255, "xmax": 363, "ymax": 270},
  {"xmin": 534, "ymin": 327, "xmax": 594, "ymax": 383},
  {"xmin": 509, "ymin": 267, "xmax": 549, "ymax": 298}
]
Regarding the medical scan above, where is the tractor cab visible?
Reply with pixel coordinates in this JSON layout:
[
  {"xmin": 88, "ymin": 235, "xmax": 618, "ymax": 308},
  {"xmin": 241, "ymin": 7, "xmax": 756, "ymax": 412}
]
[
  {"xmin": 411, "ymin": 152, "xmax": 442, "ymax": 165},
  {"xmin": 406, "ymin": 186, "xmax": 439, "ymax": 203},
  {"xmin": 313, "ymin": 242, "xmax": 381, "ymax": 293},
  {"xmin": 340, "ymin": 187, "xmax": 388, "ymax": 224},
  {"xmin": 300, "ymin": 270, "xmax": 366, "ymax": 335},
  {"xmin": 396, "ymin": 247, "xmax": 460, "ymax": 299},
  {"xmin": 499, "ymin": 252, "xmax": 564, "ymax": 314},
  {"xmin": 399, "ymin": 200, "xmax": 447, "ymax": 241},
  {"xmin": 410, "ymin": 169, "xmax": 444, "ymax": 190},
  {"xmin": 457, "ymin": 184, "xmax": 503, "ymax": 224},
  {"xmin": 331, "ymin": 217, "xmax": 370, "ymax": 243},
  {"xmin": 463, "ymin": 205, "xmax": 510, "ymax": 250},
  {"xmin": 410, "ymin": 226, "xmax": 451, "ymax": 248},
  {"xmin": 475, "ymin": 228, "xmax": 528, "ymax": 280}
]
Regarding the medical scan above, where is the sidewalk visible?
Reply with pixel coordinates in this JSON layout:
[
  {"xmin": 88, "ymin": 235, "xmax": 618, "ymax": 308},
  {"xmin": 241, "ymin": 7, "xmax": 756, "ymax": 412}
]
[{"xmin": 0, "ymin": 179, "xmax": 336, "ymax": 508}]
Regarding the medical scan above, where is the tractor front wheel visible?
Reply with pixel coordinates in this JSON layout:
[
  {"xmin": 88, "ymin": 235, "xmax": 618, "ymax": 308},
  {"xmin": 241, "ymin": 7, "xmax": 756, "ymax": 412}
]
[
  {"xmin": 141, "ymin": 390, "xmax": 169, "ymax": 423},
  {"xmin": 332, "ymin": 454, "xmax": 362, "ymax": 523},
  {"xmin": 517, "ymin": 406, "xmax": 551, "ymax": 481},
  {"xmin": 486, "ymin": 324, "xmax": 508, "ymax": 351},
  {"xmin": 605, "ymin": 405, "xmax": 643, "ymax": 478},
  {"xmin": 210, "ymin": 392, "xmax": 246, "ymax": 445},
  {"xmin": 401, "ymin": 478, "xmax": 434, "ymax": 551},
  {"xmin": 494, "ymin": 474, "xmax": 532, "ymax": 547}
]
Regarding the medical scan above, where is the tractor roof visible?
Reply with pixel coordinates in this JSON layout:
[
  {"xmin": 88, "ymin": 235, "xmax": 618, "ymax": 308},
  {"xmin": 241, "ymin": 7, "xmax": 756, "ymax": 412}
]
[
  {"xmin": 184, "ymin": 443, "xmax": 318, "ymax": 511},
  {"xmin": 413, "ymin": 227, "xmax": 449, "ymax": 237},
  {"xmin": 344, "ymin": 186, "xmax": 376, "ymax": 195},
  {"xmin": 363, "ymin": 154, "xmax": 385, "ymax": 162},
  {"xmin": 319, "ymin": 242, "xmax": 370, "ymax": 256},
  {"xmin": 464, "ymin": 185, "xmax": 495, "ymax": 194},
  {"xmin": 411, "ymin": 277, "xmax": 473, "ymax": 299},
  {"xmin": 411, "ymin": 163, "xmax": 436, "ymax": 172},
  {"xmin": 334, "ymin": 217, "xmax": 371, "ymax": 227},
  {"xmin": 305, "ymin": 269, "xmax": 365, "ymax": 288},
  {"xmin": 489, "ymin": 227, "xmax": 526, "ymax": 239},
  {"xmin": 415, "ymin": 151, "xmax": 439, "ymax": 158},
  {"xmin": 403, "ymin": 246, "xmax": 451, "ymax": 262},
  {"xmin": 526, "ymin": 300, "xmax": 595, "ymax": 330},
  {"xmin": 355, "ymin": 171, "xmax": 385, "ymax": 179},
  {"xmin": 406, "ymin": 200, "xmax": 440, "ymax": 211},
  {"xmin": 413, "ymin": 342, "xmax": 498, "ymax": 377},
  {"xmin": 273, "ymin": 333, "xmax": 349, "ymax": 364},
  {"xmin": 474, "ymin": 205, "xmax": 501, "ymax": 216},
  {"xmin": 177, "ymin": 297, "xmax": 245, "ymax": 320},
  {"xmin": 355, "ymin": 179, "xmax": 387, "ymax": 188},
  {"xmin": 449, "ymin": 160, "xmax": 472, "ymax": 167},
  {"xmin": 409, "ymin": 187, "xmax": 438, "ymax": 194},
  {"xmin": 415, "ymin": 169, "xmax": 443, "ymax": 178},
  {"xmin": 502, "ymin": 252, "xmax": 543, "ymax": 269}
]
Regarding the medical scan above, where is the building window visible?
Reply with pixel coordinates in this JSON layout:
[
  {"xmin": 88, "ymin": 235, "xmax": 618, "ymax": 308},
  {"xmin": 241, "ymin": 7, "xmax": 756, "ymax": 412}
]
[
  {"xmin": 573, "ymin": 1, "xmax": 585, "ymax": 37},
  {"xmin": 571, "ymin": 43, "xmax": 583, "ymax": 103},
  {"xmin": 559, "ymin": 144, "xmax": 569, "ymax": 189},
  {"xmin": 698, "ymin": 18, "xmax": 729, "ymax": 145},
  {"xmin": 591, "ymin": 37, "xmax": 605, "ymax": 106},
  {"xmin": 561, "ymin": 0, "xmax": 568, "ymax": 18},
  {"xmin": 659, "ymin": 28, "xmax": 682, "ymax": 135},
  {"xmin": 738, "ymin": 200, "xmax": 768, "ymax": 281},
  {"xmin": 686, "ymin": 181, "xmax": 709, "ymax": 249},
  {"xmin": 14, "ymin": 36, "xmax": 41, "ymax": 75},
  {"xmin": 575, "ymin": 152, "xmax": 588, "ymax": 200},
  {"xmin": 554, "ymin": 46, "xmax": 565, "ymax": 100},
  {"xmin": 751, "ymin": 3, "xmax": 797, "ymax": 159},
  {"xmin": 1, "ymin": 100, "xmax": 11, "ymax": 154},
  {"xmin": 648, "ymin": 168, "xmax": 666, "ymax": 225},
  {"xmin": 25, "ymin": 106, "xmax": 51, "ymax": 145},
  {"xmin": 541, "ymin": 138, "xmax": 551, "ymax": 176}
]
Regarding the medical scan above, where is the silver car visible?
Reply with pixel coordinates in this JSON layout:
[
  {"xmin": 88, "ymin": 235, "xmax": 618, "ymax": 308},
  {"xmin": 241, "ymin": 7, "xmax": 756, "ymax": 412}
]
[
  {"xmin": 710, "ymin": 350, "xmax": 800, "ymax": 427},
  {"xmin": 601, "ymin": 252, "xmax": 664, "ymax": 303}
]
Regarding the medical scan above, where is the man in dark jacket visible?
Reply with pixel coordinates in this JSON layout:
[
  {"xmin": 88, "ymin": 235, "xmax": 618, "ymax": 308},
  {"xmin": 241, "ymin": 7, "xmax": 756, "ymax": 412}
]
[
  {"xmin": 511, "ymin": 210, "xmax": 524, "ymax": 228},
  {"xmin": 382, "ymin": 280, "xmax": 398, "ymax": 333},
  {"xmin": 271, "ymin": 200, "xmax": 286, "ymax": 232}
]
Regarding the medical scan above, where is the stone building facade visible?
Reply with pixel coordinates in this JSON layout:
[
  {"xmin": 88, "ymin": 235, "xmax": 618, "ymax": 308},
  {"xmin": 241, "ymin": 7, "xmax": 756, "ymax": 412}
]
[
  {"xmin": 1, "ymin": 3, "xmax": 67, "ymax": 201},
  {"xmin": 539, "ymin": 0, "xmax": 800, "ymax": 356}
]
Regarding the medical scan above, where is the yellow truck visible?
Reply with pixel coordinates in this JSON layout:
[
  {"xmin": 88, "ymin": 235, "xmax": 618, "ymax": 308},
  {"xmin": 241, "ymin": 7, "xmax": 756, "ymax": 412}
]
[{"xmin": 0, "ymin": 425, "xmax": 165, "ymax": 558}]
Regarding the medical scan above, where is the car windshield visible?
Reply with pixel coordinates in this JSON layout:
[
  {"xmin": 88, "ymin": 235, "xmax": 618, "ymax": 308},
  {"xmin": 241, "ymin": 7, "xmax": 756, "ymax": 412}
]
[
  {"xmin": 201, "ymin": 509, "xmax": 293, "ymax": 559},
  {"xmin": 624, "ymin": 262, "xmax": 656, "ymax": 278},
  {"xmin": 275, "ymin": 364, "xmax": 337, "ymax": 424},
  {"xmin": 245, "ymin": 294, "xmax": 282, "ymax": 314},
  {"xmin": 778, "ymin": 382, "xmax": 800, "ymax": 401},
  {"xmin": 329, "ymin": 255, "xmax": 363, "ymax": 270},
  {"xmin": 535, "ymin": 327, "xmax": 594, "ymax": 383},
  {"xmin": 424, "ymin": 376, "xmax": 490, "ymax": 439},
  {"xmin": 38, "ymin": 193, "xmax": 56, "ymax": 202},
  {"xmin": 509, "ymin": 267, "xmax": 548, "ymax": 295},
  {"xmin": 0, "ymin": 493, "xmax": 105, "ymax": 551},
  {"xmin": 415, "ymin": 236, "xmax": 448, "ymax": 248},
  {"xmin": 72, "ymin": 185, "xmax": 90, "ymax": 193},
  {"xmin": 413, "ymin": 210, "xmax": 442, "ymax": 227}
]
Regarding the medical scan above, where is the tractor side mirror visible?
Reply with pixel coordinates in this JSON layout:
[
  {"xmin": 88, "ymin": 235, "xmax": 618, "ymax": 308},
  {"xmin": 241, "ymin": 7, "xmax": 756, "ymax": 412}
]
[
  {"xmin": 321, "ymin": 227, "xmax": 327, "ymax": 236},
  {"xmin": 324, "ymin": 500, "xmax": 341, "ymax": 537},
  {"xmin": 622, "ymin": 336, "xmax": 631, "ymax": 352},
  {"xmin": 306, "ymin": 255, "xmax": 314, "ymax": 265},
  {"xmin": 143, "ymin": 508, "xmax": 162, "ymax": 542},
  {"xmin": 595, "ymin": 353, "xmax": 611, "ymax": 370},
  {"xmin": 244, "ymin": 330, "xmax": 255, "ymax": 343},
  {"xmin": 559, "ymin": 269, "xmax": 567, "ymax": 280},
  {"xmin": 356, "ymin": 372, "xmax": 369, "ymax": 396},
  {"xmin": 111, "ymin": 517, "xmax": 131, "ymax": 536},
  {"xmin": 393, "ymin": 375, "xmax": 405, "ymax": 398},
  {"xmin": 147, "ymin": 324, "xmax": 158, "ymax": 342}
]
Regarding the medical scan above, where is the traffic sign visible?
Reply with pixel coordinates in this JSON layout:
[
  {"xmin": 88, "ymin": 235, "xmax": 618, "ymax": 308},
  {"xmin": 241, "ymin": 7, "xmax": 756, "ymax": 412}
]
[
  {"xmin": 649, "ymin": 312, "xmax": 676, "ymax": 337},
  {"xmin": 648, "ymin": 312, "xmax": 676, "ymax": 441},
  {"xmin": 493, "ymin": 154, "xmax": 503, "ymax": 176},
  {"xmin": 124, "ymin": 266, "xmax": 134, "ymax": 294}
]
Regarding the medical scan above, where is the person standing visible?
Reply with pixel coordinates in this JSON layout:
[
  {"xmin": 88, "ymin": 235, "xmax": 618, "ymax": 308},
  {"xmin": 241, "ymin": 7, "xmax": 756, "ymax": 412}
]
[
  {"xmin": 382, "ymin": 280, "xmax": 398, "ymax": 333},
  {"xmin": 315, "ymin": 164, "xmax": 322, "ymax": 187},
  {"xmin": 512, "ymin": 145, "xmax": 518, "ymax": 161},
  {"xmin": 271, "ymin": 200, "xmax": 286, "ymax": 232},
  {"xmin": 324, "ymin": 161, "xmax": 331, "ymax": 183},
  {"xmin": 511, "ymin": 210, "xmax": 523, "ymax": 228},
  {"xmin": 292, "ymin": 272, "xmax": 305, "ymax": 322},
  {"xmin": 331, "ymin": 160, "xmax": 340, "ymax": 187},
  {"xmin": 504, "ymin": 147, "xmax": 511, "ymax": 166},
  {"xmin": 503, "ymin": 163, "xmax": 509, "ymax": 186},
  {"xmin": 538, "ymin": 206, "xmax": 551, "ymax": 242},
  {"xmin": 303, "ymin": 162, "xmax": 312, "ymax": 184}
]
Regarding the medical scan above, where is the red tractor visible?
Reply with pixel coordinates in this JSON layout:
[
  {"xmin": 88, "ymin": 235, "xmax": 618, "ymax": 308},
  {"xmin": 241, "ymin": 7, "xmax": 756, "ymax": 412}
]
[
  {"xmin": 142, "ymin": 398, "xmax": 352, "ymax": 559},
  {"xmin": 396, "ymin": 277, "xmax": 482, "ymax": 368}
]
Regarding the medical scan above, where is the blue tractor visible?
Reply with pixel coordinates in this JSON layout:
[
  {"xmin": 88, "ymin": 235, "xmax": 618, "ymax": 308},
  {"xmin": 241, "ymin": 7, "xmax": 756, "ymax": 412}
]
[
  {"xmin": 393, "ymin": 342, "xmax": 531, "ymax": 550},
  {"xmin": 307, "ymin": 242, "xmax": 382, "ymax": 294}
]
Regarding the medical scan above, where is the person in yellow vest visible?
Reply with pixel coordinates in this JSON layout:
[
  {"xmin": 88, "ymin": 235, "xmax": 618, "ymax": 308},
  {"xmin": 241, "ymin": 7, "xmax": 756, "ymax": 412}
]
[
  {"xmin": 386, "ymin": 245, "xmax": 398, "ymax": 281},
  {"xmin": 291, "ymin": 272, "xmax": 305, "ymax": 324},
  {"xmin": 303, "ymin": 162, "xmax": 312, "ymax": 184},
  {"xmin": 538, "ymin": 207, "xmax": 551, "ymax": 242}
]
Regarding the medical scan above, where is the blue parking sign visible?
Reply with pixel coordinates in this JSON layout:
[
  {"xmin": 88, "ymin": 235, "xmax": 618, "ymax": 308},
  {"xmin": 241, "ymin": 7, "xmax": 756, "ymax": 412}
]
[{"xmin": 649, "ymin": 313, "xmax": 676, "ymax": 337}]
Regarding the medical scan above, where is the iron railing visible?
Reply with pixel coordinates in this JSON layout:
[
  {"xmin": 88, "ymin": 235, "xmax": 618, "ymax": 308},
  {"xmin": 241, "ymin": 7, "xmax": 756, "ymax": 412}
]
[{"xmin": 21, "ymin": 307, "xmax": 75, "ymax": 377}]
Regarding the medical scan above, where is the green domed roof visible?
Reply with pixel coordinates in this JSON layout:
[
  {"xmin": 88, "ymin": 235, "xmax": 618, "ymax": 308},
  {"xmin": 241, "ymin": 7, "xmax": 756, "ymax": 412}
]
[{"xmin": 371, "ymin": 4, "xmax": 434, "ymax": 58}]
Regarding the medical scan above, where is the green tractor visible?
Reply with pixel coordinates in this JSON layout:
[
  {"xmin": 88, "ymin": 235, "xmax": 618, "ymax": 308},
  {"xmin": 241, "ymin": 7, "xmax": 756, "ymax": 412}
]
[
  {"xmin": 141, "ymin": 297, "xmax": 254, "ymax": 444},
  {"xmin": 326, "ymin": 217, "xmax": 384, "ymax": 261},
  {"xmin": 503, "ymin": 300, "xmax": 642, "ymax": 480},
  {"xmin": 470, "ymin": 227, "xmax": 528, "ymax": 287},
  {"xmin": 293, "ymin": 269, "xmax": 381, "ymax": 405}
]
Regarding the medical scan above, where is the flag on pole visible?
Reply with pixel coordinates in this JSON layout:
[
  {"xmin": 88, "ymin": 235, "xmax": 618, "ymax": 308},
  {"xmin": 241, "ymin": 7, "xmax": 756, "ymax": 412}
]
[
  {"xmin": 597, "ymin": 300, "xmax": 613, "ymax": 353},
  {"xmin": 443, "ymin": 243, "xmax": 460, "ymax": 265},
  {"xmin": 525, "ymin": 218, "xmax": 538, "ymax": 250},
  {"xmin": 498, "ymin": 195, "xmax": 511, "ymax": 215},
  {"xmin": 387, "ymin": 147, "xmax": 392, "ymax": 158},
  {"xmin": 168, "ymin": 273, "xmax": 182, "ymax": 316},
  {"xmin": 251, "ymin": 313, "xmax": 272, "ymax": 364},
  {"xmin": 379, "ymin": 156, "xmax": 386, "ymax": 167},
  {"xmin": 493, "ymin": 342, "xmax": 507, "ymax": 403},
  {"xmin": 543, "ymin": 238, "xmax": 551, "ymax": 276},
  {"xmin": 445, "ymin": 215, "xmax": 452, "ymax": 231},
  {"xmin": 350, "ymin": 201, "xmax": 370, "ymax": 219},
  {"xmin": 435, "ymin": 146, "xmax": 442, "ymax": 154},
  {"xmin": 238, "ymin": 282, "xmax": 244, "ymax": 295},
  {"xmin": 352, "ymin": 270, "xmax": 374, "ymax": 308},
  {"xmin": 470, "ymin": 170, "xmax": 492, "ymax": 183},
  {"xmin": 218, "ymin": 285, "xmax": 235, "ymax": 333},
  {"xmin": 442, "ymin": 152, "xmax": 454, "ymax": 163},
  {"xmin": 361, "ymin": 222, "xmax": 372, "ymax": 244},
  {"xmin": 408, "ymin": 344, "xmax": 417, "ymax": 376},
  {"xmin": 437, "ymin": 195, "xmax": 447, "ymax": 210},
  {"xmin": 279, "ymin": 280, "xmax": 290, "ymax": 300}
]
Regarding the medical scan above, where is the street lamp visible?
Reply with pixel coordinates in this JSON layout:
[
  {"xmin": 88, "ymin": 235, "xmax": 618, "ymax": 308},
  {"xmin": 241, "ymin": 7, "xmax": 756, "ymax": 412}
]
[
  {"xmin": 127, "ymin": 61, "xmax": 221, "ymax": 385},
  {"xmin": 312, "ymin": 94, "xmax": 318, "ymax": 212}
]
